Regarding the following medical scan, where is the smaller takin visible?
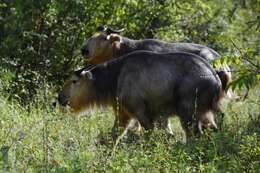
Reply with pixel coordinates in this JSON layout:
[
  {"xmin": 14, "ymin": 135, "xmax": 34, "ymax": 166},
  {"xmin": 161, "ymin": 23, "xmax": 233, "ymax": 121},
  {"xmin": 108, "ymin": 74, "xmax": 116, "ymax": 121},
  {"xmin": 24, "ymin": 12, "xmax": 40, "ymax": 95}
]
[{"xmin": 58, "ymin": 51, "xmax": 228, "ymax": 141}]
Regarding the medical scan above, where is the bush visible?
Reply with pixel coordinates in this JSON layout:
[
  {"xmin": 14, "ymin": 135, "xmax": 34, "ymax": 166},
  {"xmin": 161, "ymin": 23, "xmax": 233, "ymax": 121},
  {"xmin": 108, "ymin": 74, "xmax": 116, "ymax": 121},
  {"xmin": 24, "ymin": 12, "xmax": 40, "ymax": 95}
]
[{"xmin": 1, "ymin": 0, "xmax": 258, "ymax": 103}]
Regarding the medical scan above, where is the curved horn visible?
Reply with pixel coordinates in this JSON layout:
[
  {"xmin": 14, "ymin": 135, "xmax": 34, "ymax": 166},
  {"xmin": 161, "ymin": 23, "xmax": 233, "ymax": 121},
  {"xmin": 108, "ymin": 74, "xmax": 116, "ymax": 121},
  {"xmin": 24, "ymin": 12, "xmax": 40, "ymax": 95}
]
[
  {"xmin": 74, "ymin": 67, "xmax": 86, "ymax": 77},
  {"xmin": 81, "ymin": 70, "xmax": 93, "ymax": 80},
  {"xmin": 74, "ymin": 65, "xmax": 96, "ymax": 77},
  {"xmin": 106, "ymin": 27, "xmax": 125, "ymax": 34},
  {"xmin": 97, "ymin": 25, "xmax": 125, "ymax": 34}
]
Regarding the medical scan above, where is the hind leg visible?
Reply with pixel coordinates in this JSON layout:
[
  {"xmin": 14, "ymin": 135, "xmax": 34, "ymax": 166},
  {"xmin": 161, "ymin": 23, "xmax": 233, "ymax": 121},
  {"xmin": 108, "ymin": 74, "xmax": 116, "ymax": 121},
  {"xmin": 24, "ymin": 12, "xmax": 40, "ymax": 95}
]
[
  {"xmin": 165, "ymin": 118, "xmax": 173, "ymax": 135},
  {"xmin": 177, "ymin": 106, "xmax": 199, "ymax": 142},
  {"xmin": 180, "ymin": 111, "xmax": 218, "ymax": 141},
  {"xmin": 155, "ymin": 117, "xmax": 173, "ymax": 135},
  {"xmin": 198, "ymin": 111, "xmax": 218, "ymax": 134},
  {"xmin": 179, "ymin": 117, "xmax": 194, "ymax": 140},
  {"xmin": 177, "ymin": 107, "xmax": 195, "ymax": 141}
]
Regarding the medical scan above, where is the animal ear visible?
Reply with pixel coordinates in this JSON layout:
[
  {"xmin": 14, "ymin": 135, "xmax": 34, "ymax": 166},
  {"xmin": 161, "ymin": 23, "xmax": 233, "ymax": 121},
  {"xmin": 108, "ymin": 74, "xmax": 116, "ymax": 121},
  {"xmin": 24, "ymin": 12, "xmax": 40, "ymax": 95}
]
[
  {"xmin": 106, "ymin": 34, "xmax": 122, "ymax": 43},
  {"xmin": 81, "ymin": 70, "xmax": 93, "ymax": 80}
]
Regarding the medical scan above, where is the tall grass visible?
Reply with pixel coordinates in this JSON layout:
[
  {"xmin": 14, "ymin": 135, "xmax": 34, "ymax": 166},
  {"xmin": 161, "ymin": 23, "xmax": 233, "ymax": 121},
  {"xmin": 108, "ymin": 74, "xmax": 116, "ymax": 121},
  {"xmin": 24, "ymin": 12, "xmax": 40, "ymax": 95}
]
[{"xmin": 0, "ymin": 85, "xmax": 259, "ymax": 172}]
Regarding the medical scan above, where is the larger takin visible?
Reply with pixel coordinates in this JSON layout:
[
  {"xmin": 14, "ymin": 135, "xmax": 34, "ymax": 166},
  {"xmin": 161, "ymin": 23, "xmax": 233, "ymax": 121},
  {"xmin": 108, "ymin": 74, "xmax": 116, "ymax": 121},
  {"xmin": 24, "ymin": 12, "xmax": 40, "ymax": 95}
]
[{"xmin": 58, "ymin": 51, "xmax": 228, "ymax": 141}]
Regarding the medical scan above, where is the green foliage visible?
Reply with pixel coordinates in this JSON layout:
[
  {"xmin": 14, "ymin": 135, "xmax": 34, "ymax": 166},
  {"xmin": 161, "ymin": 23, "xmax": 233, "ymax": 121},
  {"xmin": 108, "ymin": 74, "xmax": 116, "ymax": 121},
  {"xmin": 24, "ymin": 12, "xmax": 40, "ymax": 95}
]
[
  {"xmin": 0, "ymin": 0, "xmax": 259, "ymax": 103},
  {"xmin": 213, "ymin": 43, "xmax": 259, "ymax": 91},
  {"xmin": 0, "ymin": 1, "xmax": 259, "ymax": 172},
  {"xmin": 0, "ymin": 85, "xmax": 259, "ymax": 172}
]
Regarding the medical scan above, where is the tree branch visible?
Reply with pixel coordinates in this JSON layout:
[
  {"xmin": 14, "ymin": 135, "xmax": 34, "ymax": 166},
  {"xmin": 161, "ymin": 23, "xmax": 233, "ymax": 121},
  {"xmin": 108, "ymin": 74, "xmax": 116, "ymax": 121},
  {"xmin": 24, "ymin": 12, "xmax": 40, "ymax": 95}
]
[{"xmin": 231, "ymin": 39, "xmax": 260, "ymax": 71}]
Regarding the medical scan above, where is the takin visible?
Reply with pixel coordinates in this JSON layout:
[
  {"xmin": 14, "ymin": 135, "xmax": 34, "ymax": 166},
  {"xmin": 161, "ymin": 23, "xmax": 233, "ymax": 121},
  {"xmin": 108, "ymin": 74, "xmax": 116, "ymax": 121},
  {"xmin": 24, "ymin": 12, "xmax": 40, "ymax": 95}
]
[
  {"xmin": 81, "ymin": 26, "xmax": 221, "ymax": 64},
  {"xmin": 81, "ymin": 26, "xmax": 231, "ymax": 96},
  {"xmin": 80, "ymin": 26, "xmax": 231, "ymax": 133},
  {"xmin": 58, "ymin": 51, "xmax": 228, "ymax": 141}
]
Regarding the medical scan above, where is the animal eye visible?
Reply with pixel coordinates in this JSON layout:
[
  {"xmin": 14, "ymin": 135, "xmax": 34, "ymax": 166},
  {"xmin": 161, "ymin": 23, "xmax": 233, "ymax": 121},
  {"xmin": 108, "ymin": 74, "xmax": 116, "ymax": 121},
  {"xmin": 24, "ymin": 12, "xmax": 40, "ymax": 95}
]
[{"xmin": 72, "ymin": 80, "xmax": 77, "ymax": 84}]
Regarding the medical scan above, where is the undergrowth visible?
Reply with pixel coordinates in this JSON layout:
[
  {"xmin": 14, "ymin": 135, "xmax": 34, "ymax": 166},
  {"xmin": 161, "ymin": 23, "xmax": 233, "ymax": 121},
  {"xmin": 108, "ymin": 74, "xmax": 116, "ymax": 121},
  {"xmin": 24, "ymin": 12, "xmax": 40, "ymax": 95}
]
[{"xmin": 0, "ymin": 85, "xmax": 259, "ymax": 172}]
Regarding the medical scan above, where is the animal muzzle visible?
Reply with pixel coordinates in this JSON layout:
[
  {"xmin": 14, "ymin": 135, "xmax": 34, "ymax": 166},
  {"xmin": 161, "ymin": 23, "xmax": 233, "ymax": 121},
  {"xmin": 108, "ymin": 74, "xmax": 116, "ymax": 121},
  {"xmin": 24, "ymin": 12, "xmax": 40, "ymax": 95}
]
[{"xmin": 58, "ymin": 94, "xmax": 69, "ymax": 107}]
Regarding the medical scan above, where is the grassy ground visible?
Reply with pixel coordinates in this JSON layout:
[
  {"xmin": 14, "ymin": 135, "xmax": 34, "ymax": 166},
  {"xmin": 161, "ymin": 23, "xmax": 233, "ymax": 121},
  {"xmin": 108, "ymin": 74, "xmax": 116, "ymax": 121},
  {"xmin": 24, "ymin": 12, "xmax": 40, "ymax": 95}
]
[{"xmin": 0, "ymin": 86, "xmax": 259, "ymax": 172}]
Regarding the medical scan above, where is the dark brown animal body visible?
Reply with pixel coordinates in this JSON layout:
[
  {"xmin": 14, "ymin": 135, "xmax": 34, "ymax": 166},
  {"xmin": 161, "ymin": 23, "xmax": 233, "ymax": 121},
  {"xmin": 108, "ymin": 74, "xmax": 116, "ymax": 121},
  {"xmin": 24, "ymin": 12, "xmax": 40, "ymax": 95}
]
[{"xmin": 58, "ymin": 51, "xmax": 227, "ymax": 139}]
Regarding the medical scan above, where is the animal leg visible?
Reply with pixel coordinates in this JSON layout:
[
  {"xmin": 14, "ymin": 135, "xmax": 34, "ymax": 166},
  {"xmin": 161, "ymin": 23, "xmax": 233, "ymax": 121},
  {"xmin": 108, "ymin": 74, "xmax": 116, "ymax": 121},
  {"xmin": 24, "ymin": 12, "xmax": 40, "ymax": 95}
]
[
  {"xmin": 112, "ymin": 119, "xmax": 134, "ymax": 156},
  {"xmin": 156, "ymin": 117, "xmax": 173, "ymax": 135},
  {"xmin": 135, "ymin": 110, "xmax": 154, "ymax": 131},
  {"xmin": 125, "ymin": 100, "xmax": 154, "ymax": 131},
  {"xmin": 112, "ymin": 107, "xmax": 132, "ymax": 141},
  {"xmin": 198, "ymin": 111, "xmax": 218, "ymax": 134},
  {"xmin": 180, "ymin": 119, "xmax": 193, "ymax": 139},
  {"xmin": 166, "ymin": 118, "xmax": 173, "ymax": 135}
]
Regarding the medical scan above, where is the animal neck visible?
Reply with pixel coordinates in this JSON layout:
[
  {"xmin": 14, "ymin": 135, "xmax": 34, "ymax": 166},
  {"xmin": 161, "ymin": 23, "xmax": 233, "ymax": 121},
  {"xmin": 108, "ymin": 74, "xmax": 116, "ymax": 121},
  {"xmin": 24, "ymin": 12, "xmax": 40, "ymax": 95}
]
[
  {"xmin": 91, "ymin": 61, "xmax": 123, "ymax": 107},
  {"xmin": 114, "ymin": 37, "xmax": 137, "ymax": 58},
  {"xmin": 88, "ymin": 50, "xmax": 113, "ymax": 65}
]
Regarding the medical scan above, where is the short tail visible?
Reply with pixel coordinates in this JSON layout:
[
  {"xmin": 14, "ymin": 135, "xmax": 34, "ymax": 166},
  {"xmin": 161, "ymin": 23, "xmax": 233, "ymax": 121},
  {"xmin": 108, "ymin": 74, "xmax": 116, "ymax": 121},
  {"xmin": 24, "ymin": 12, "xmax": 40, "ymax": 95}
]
[
  {"xmin": 216, "ymin": 69, "xmax": 231, "ymax": 92},
  {"xmin": 211, "ymin": 68, "xmax": 231, "ymax": 112}
]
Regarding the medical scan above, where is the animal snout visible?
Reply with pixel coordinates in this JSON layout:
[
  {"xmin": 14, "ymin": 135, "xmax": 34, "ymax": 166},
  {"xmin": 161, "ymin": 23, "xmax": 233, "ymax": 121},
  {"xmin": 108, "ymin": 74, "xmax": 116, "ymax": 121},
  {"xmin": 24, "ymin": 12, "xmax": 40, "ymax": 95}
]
[
  {"xmin": 81, "ymin": 47, "xmax": 89, "ymax": 57},
  {"xmin": 58, "ymin": 93, "xmax": 69, "ymax": 106}
]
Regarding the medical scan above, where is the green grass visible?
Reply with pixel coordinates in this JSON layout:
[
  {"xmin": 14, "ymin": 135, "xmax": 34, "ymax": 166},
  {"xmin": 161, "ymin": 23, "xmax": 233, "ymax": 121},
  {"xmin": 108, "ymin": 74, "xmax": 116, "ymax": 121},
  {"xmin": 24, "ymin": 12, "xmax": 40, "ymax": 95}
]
[{"xmin": 0, "ymin": 87, "xmax": 259, "ymax": 172}]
